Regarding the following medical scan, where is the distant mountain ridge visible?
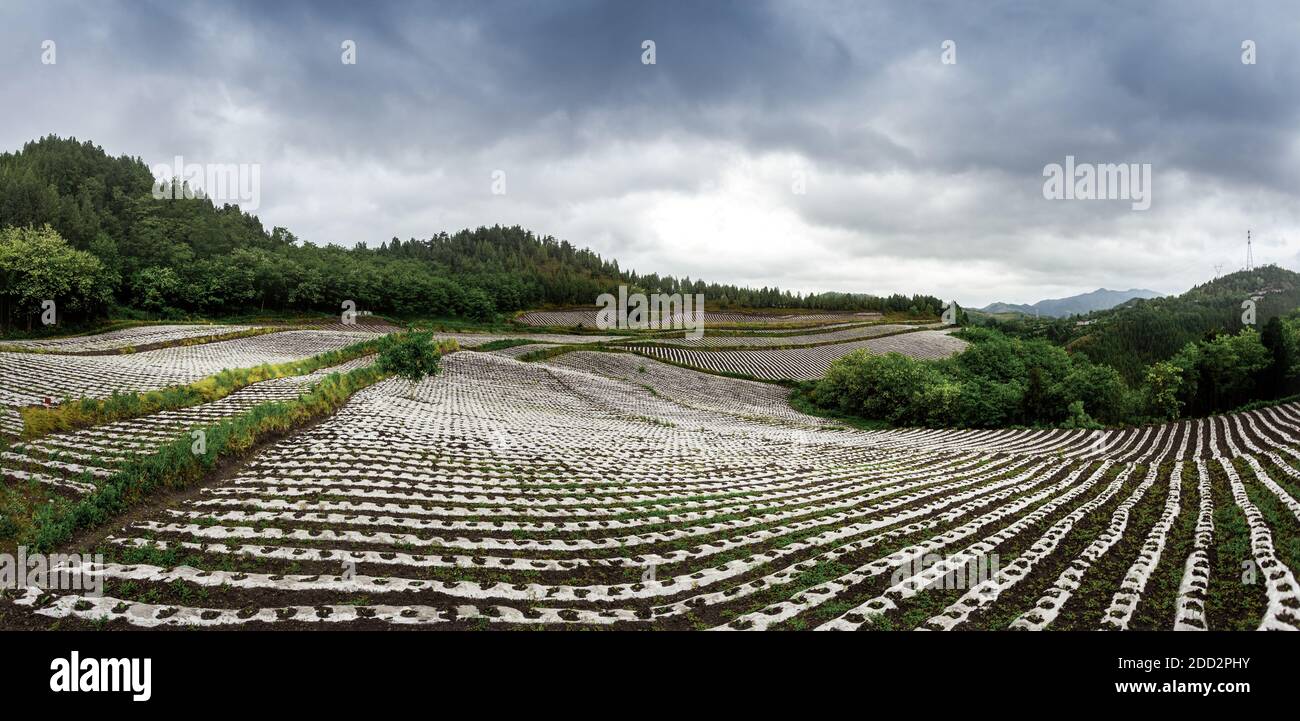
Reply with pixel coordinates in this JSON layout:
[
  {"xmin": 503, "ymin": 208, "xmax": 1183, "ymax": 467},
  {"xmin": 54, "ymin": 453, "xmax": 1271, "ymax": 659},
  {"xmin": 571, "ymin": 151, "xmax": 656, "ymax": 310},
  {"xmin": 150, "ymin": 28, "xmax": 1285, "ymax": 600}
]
[
  {"xmin": 1064, "ymin": 265, "xmax": 1300, "ymax": 381},
  {"xmin": 980, "ymin": 288, "xmax": 1163, "ymax": 317}
]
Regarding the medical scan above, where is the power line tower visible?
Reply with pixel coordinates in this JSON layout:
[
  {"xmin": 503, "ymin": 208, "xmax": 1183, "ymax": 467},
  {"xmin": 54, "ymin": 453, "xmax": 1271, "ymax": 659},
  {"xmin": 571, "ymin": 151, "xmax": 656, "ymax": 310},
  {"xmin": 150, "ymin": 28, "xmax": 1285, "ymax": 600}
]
[
  {"xmin": 1213, "ymin": 263, "xmax": 1223, "ymax": 279},
  {"xmin": 1246, "ymin": 229, "xmax": 1253, "ymax": 271}
]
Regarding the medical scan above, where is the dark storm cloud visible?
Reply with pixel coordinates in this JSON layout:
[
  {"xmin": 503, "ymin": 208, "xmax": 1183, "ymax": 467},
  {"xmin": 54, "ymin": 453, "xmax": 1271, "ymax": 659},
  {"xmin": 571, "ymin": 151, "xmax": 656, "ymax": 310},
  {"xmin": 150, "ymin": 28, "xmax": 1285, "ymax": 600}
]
[{"xmin": 1, "ymin": 0, "xmax": 1298, "ymax": 305}]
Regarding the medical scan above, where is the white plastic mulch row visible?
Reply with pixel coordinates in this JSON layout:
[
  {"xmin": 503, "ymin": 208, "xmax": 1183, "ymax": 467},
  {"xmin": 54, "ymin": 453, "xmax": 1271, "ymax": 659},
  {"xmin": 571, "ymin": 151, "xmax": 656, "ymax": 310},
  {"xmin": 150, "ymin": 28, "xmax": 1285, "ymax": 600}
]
[
  {"xmin": 629, "ymin": 323, "xmax": 939, "ymax": 349},
  {"xmin": 8, "ymin": 351, "xmax": 1300, "ymax": 630},
  {"xmin": 430, "ymin": 332, "xmax": 626, "ymax": 348},
  {"xmin": 1, "ymin": 356, "xmax": 375, "ymax": 494},
  {"xmin": 2, "ymin": 324, "xmax": 256, "ymax": 352},
  {"xmin": 0, "ymin": 330, "xmax": 374, "ymax": 410},
  {"xmin": 515, "ymin": 309, "xmax": 881, "ymax": 328},
  {"xmin": 486, "ymin": 343, "xmax": 556, "ymax": 358},
  {"xmin": 622, "ymin": 330, "xmax": 969, "ymax": 380}
]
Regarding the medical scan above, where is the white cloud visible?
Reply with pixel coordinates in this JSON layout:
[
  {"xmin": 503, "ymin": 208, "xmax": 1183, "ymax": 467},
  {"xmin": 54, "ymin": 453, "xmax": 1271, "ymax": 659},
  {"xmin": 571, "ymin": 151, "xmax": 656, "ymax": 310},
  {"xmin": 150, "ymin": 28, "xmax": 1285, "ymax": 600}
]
[{"xmin": 3, "ymin": 0, "xmax": 1299, "ymax": 308}]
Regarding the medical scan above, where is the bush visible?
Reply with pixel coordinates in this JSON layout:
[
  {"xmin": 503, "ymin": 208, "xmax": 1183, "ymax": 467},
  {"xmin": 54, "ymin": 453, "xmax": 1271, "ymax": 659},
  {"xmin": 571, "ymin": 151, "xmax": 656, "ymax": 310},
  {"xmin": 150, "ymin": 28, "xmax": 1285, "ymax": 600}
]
[
  {"xmin": 0, "ymin": 224, "xmax": 116, "ymax": 330},
  {"xmin": 813, "ymin": 319, "xmax": 1295, "ymax": 430},
  {"xmin": 376, "ymin": 332, "xmax": 456, "ymax": 396},
  {"xmin": 814, "ymin": 351, "xmax": 948, "ymax": 426},
  {"xmin": 1142, "ymin": 360, "xmax": 1184, "ymax": 421},
  {"xmin": 462, "ymin": 288, "xmax": 496, "ymax": 322},
  {"xmin": 1059, "ymin": 359, "xmax": 1134, "ymax": 425},
  {"xmin": 1061, "ymin": 400, "xmax": 1102, "ymax": 429},
  {"xmin": 954, "ymin": 376, "xmax": 1023, "ymax": 428},
  {"xmin": 812, "ymin": 327, "xmax": 1142, "ymax": 429}
]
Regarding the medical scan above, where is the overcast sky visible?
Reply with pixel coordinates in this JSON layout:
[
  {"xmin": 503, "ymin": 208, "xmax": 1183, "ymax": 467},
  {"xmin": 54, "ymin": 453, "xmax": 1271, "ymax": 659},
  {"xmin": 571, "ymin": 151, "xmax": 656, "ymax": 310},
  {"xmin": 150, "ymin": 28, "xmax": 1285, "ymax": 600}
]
[{"xmin": 3, "ymin": 0, "xmax": 1299, "ymax": 306}]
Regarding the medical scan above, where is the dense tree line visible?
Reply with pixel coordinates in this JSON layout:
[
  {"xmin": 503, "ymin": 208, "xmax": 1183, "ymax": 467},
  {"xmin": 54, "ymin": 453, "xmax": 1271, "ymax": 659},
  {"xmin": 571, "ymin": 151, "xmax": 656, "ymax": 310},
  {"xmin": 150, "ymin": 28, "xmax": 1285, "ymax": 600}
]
[
  {"xmin": 0, "ymin": 225, "xmax": 114, "ymax": 329},
  {"xmin": 811, "ymin": 318, "xmax": 1300, "ymax": 429},
  {"xmin": 0, "ymin": 135, "xmax": 942, "ymax": 329},
  {"xmin": 971, "ymin": 265, "xmax": 1300, "ymax": 382},
  {"xmin": 811, "ymin": 328, "xmax": 1134, "ymax": 428}
]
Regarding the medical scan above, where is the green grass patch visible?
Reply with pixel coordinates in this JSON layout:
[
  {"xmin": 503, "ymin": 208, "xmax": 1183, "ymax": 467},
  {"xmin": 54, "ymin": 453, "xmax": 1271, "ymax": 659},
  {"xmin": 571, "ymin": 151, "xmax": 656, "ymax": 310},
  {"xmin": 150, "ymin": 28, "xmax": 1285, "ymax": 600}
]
[
  {"xmin": 14, "ymin": 343, "xmax": 449, "ymax": 553},
  {"xmin": 472, "ymin": 338, "xmax": 541, "ymax": 352},
  {"xmin": 517, "ymin": 343, "xmax": 622, "ymax": 363},
  {"xmin": 18, "ymin": 336, "xmax": 391, "ymax": 440}
]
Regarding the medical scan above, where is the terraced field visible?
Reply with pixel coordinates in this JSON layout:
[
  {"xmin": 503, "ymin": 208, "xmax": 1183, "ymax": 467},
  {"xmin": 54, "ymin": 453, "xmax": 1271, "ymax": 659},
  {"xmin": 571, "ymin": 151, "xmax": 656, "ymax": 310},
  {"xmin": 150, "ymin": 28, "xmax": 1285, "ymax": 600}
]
[
  {"xmin": 623, "ymin": 329, "xmax": 969, "ymax": 380},
  {"xmin": 0, "ymin": 324, "xmax": 261, "ymax": 352},
  {"xmin": 0, "ymin": 330, "xmax": 386, "ymax": 437},
  {"xmin": 515, "ymin": 309, "xmax": 881, "ymax": 328},
  {"xmin": 487, "ymin": 343, "xmax": 557, "ymax": 359},
  {"xmin": 7, "ymin": 349, "xmax": 1299, "ymax": 631},
  {"xmin": 1, "ymin": 357, "xmax": 375, "ymax": 494},
  {"xmin": 429, "ymin": 332, "xmax": 628, "ymax": 348},
  {"xmin": 627, "ymin": 322, "xmax": 939, "ymax": 348}
]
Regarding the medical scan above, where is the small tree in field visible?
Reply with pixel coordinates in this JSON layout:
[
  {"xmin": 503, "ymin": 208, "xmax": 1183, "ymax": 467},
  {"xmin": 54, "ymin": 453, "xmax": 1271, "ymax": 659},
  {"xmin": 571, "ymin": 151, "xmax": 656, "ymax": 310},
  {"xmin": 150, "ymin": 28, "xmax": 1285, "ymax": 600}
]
[{"xmin": 377, "ymin": 332, "xmax": 446, "ymax": 398}]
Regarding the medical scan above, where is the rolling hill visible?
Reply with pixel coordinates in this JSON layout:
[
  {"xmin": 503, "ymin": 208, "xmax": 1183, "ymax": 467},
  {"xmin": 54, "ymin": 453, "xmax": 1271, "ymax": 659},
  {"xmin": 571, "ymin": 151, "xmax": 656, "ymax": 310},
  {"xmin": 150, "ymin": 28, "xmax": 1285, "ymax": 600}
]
[
  {"xmin": 980, "ymin": 288, "xmax": 1163, "ymax": 318},
  {"xmin": 979, "ymin": 266, "xmax": 1300, "ymax": 381}
]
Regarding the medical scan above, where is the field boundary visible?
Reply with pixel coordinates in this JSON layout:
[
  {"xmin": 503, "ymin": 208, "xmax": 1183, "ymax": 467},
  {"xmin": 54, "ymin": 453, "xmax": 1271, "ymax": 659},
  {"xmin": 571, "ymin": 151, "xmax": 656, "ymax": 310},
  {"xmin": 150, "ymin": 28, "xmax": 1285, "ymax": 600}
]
[
  {"xmin": 15, "ymin": 336, "xmax": 392, "ymax": 440},
  {"xmin": 618, "ymin": 323, "xmax": 941, "ymax": 352},
  {"xmin": 12, "ymin": 354, "xmax": 432, "ymax": 554},
  {"xmin": 0, "ymin": 326, "xmax": 287, "ymax": 356}
]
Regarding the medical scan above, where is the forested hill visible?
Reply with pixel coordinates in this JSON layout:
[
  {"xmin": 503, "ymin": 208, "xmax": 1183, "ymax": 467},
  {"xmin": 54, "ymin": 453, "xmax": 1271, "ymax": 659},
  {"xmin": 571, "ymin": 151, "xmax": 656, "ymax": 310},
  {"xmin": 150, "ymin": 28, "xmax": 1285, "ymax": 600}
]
[
  {"xmin": 980, "ymin": 264, "xmax": 1300, "ymax": 381},
  {"xmin": 0, "ymin": 135, "xmax": 942, "ymax": 329},
  {"xmin": 980, "ymin": 288, "xmax": 1163, "ymax": 318}
]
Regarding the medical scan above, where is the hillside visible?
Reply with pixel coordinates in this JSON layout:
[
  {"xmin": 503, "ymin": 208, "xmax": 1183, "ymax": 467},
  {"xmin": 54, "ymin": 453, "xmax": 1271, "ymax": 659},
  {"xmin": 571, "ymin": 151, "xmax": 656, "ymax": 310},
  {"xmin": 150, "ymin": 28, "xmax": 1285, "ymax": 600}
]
[
  {"xmin": 0, "ymin": 136, "xmax": 942, "ymax": 330},
  {"xmin": 981, "ymin": 288, "xmax": 1163, "ymax": 317},
  {"xmin": 980, "ymin": 266, "xmax": 1300, "ymax": 381},
  {"xmin": 5, "ymin": 327, "xmax": 1300, "ymax": 633}
]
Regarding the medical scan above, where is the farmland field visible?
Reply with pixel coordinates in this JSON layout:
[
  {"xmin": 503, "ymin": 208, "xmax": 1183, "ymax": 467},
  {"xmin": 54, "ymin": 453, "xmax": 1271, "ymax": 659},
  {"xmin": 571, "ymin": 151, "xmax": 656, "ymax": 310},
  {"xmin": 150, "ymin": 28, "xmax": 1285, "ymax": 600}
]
[
  {"xmin": 0, "ymin": 330, "xmax": 388, "ymax": 436},
  {"xmin": 0, "ymin": 324, "xmax": 262, "ymax": 352},
  {"xmin": 2, "ymin": 356, "xmax": 375, "ymax": 494},
  {"xmin": 621, "ymin": 329, "xmax": 969, "ymax": 380},
  {"xmin": 4, "ymin": 340, "xmax": 1299, "ymax": 631},
  {"xmin": 515, "ymin": 308, "xmax": 882, "ymax": 328},
  {"xmin": 625, "ymin": 322, "xmax": 940, "ymax": 348},
  {"xmin": 9, "ymin": 0, "xmax": 1299, "ymax": 701},
  {"xmin": 428, "ymin": 332, "xmax": 630, "ymax": 347},
  {"xmin": 0, "ymin": 330, "xmax": 380, "ymax": 402}
]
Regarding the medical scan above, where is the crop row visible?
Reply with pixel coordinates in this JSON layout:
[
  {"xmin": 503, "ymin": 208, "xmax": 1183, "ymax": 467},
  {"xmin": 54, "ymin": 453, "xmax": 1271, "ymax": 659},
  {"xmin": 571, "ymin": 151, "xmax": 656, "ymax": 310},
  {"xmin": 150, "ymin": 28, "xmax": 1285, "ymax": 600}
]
[
  {"xmin": 1, "ymin": 357, "xmax": 374, "ymax": 494},
  {"xmin": 8, "ymin": 351, "xmax": 1298, "ymax": 630},
  {"xmin": 622, "ymin": 330, "xmax": 969, "ymax": 380},
  {"xmin": 625, "ymin": 323, "xmax": 940, "ymax": 348},
  {"xmin": 514, "ymin": 309, "xmax": 880, "ymax": 328},
  {"xmin": 0, "ymin": 330, "xmax": 377, "ymax": 414},
  {"xmin": 1, "ymin": 324, "xmax": 259, "ymax": 352}
]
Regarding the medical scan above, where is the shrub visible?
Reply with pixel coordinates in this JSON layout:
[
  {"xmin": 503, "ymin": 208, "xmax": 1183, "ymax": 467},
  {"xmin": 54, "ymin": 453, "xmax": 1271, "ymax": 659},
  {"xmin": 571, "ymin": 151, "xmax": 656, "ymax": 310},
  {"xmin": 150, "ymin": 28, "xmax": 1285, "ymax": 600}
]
[
  {"xmin": 1061, "ymin": 399, "xmax": 1102, "ymax": 429},
  {"xmin": 1142, "ymin": 360, "xmax": 1184, "ymax": 421},
  {"xmin": 814, "ymin": 351, "xmax": 947, "ymax": 426},
  {"xmin": 376, "ymin": 332, "xmax": 456, "ymax": 396}
]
